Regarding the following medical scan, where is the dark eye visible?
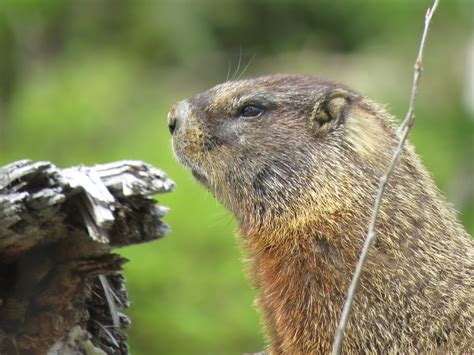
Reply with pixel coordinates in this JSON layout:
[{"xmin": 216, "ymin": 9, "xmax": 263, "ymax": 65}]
[{"xmin": 240, "ymin": 104, "xmax": 264, "ymax": 118}]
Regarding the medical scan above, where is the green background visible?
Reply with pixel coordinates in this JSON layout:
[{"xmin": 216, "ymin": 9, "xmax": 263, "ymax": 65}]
[{"xmin": 0, "ymin": 1, "xmax": 472, "ymax": 354}]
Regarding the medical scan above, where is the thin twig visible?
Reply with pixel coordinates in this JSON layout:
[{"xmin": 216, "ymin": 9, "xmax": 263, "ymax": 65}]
[
  {"xmin": 398, "ymin": 2, "xmax": 440, "ymax": 133},
  {"xmin": 331, "ymin": 1, "xmax": 440, "ymax": 354}
]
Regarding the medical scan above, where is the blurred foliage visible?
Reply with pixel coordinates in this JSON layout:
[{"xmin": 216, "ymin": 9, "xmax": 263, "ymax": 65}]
[{"xmin": 0, "ymin": 0, "xmax": 472, "ymax": 354}]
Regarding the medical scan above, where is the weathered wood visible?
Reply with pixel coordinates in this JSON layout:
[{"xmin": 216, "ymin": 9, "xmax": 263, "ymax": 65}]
[{"xmin": 0, "ymin": 160, "xmax": 174, "ymax": 354}]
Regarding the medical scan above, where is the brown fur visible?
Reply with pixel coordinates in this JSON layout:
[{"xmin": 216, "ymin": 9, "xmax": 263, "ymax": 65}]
[{"xmin": 168, "ymin": 74, "xmax": 473, "ymax": 354}]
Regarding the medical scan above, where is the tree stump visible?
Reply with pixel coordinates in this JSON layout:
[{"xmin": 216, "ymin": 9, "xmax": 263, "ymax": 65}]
[{"xmin": 0, "ymin": 160, "xmax": 175, "ymax": 354}]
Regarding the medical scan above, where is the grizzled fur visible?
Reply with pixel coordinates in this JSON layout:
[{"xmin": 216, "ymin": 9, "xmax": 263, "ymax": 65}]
[{"xmin": 169, "ymin": 74, "xmax": 473, "ymax": 354}]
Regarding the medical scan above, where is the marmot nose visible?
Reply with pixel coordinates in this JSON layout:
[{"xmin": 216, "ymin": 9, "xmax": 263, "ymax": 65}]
[
  {"xmin": 168, "ymin": 115, "xmax": 177, "ymax": 135},
  {"xmin": 167, "ymin": 105, "xmax": 180, "ymax": 135},
  {"xmin": 168, "ymin": 100, "xmax": 191, "ymax": 135}
]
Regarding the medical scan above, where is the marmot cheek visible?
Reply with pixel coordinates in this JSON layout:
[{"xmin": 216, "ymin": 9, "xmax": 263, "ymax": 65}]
[
  {"xmin": 171, "ymin": 122, "xmax": 206, "ymax": 170},
  {"xmin": 183, "ymin": 129, "xmax": 205, "ymax": 153},
  {"xmin": 203, "ymin": 135, "xmax": 225, "ymax": 151}
]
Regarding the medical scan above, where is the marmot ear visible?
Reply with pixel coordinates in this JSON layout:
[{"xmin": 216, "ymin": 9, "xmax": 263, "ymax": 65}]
[{"xmin": 310, "ymin": 89, "xmax": 353, "ymax": 134}]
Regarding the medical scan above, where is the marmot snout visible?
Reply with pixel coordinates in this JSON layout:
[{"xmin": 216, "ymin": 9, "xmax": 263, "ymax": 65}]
[{"xmin": 169, "ymin": 74, "xmax": 473, "ymax": 354}]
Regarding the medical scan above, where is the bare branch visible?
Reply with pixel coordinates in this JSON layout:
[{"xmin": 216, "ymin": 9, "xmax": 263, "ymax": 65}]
[
  {"xmin": 332, "ymin": 1, "xmax": 440, "ymax": 354},
  {"xmin": 398, "ymin": 0, "xmax": 440, "ymax": 133}
]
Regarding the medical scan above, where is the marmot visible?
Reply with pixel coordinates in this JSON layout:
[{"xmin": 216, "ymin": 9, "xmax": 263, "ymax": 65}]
[{"xmin": 168, "ymin": 74, "xmax": 473, "ymax": 354}]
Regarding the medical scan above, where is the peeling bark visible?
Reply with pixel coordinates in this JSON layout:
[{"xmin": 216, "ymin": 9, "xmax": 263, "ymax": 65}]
[{"xmin": 0, "ymin": 160, "xmax": 174, "ymax": 354}]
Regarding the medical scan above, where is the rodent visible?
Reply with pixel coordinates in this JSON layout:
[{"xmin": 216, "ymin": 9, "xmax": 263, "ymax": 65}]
[{"xmin": 168, "ymin": 74, "xmax": 473, "ymax": 354}]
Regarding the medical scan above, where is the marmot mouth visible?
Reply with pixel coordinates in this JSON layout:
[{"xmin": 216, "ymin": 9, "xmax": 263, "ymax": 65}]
[{"xmin": 191, "ymin": 168, "xmax": 209, "ymax": 186}]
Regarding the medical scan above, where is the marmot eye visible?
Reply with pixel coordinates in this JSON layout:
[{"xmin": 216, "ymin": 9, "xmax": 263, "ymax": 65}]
[{"xmin": 240, "ymin": 104, "xmax": 264, "ymax": 118}]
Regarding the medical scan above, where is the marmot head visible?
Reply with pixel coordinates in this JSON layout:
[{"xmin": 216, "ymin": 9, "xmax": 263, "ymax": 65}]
[{"xmin": 169, "ymin": 74, "xmax": 394, "ymax": 229}]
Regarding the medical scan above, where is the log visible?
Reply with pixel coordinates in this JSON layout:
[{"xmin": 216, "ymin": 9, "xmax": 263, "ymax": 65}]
[{"xmin": 0, "ymin": 160, "xmax": 175, "ymax": 354}]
